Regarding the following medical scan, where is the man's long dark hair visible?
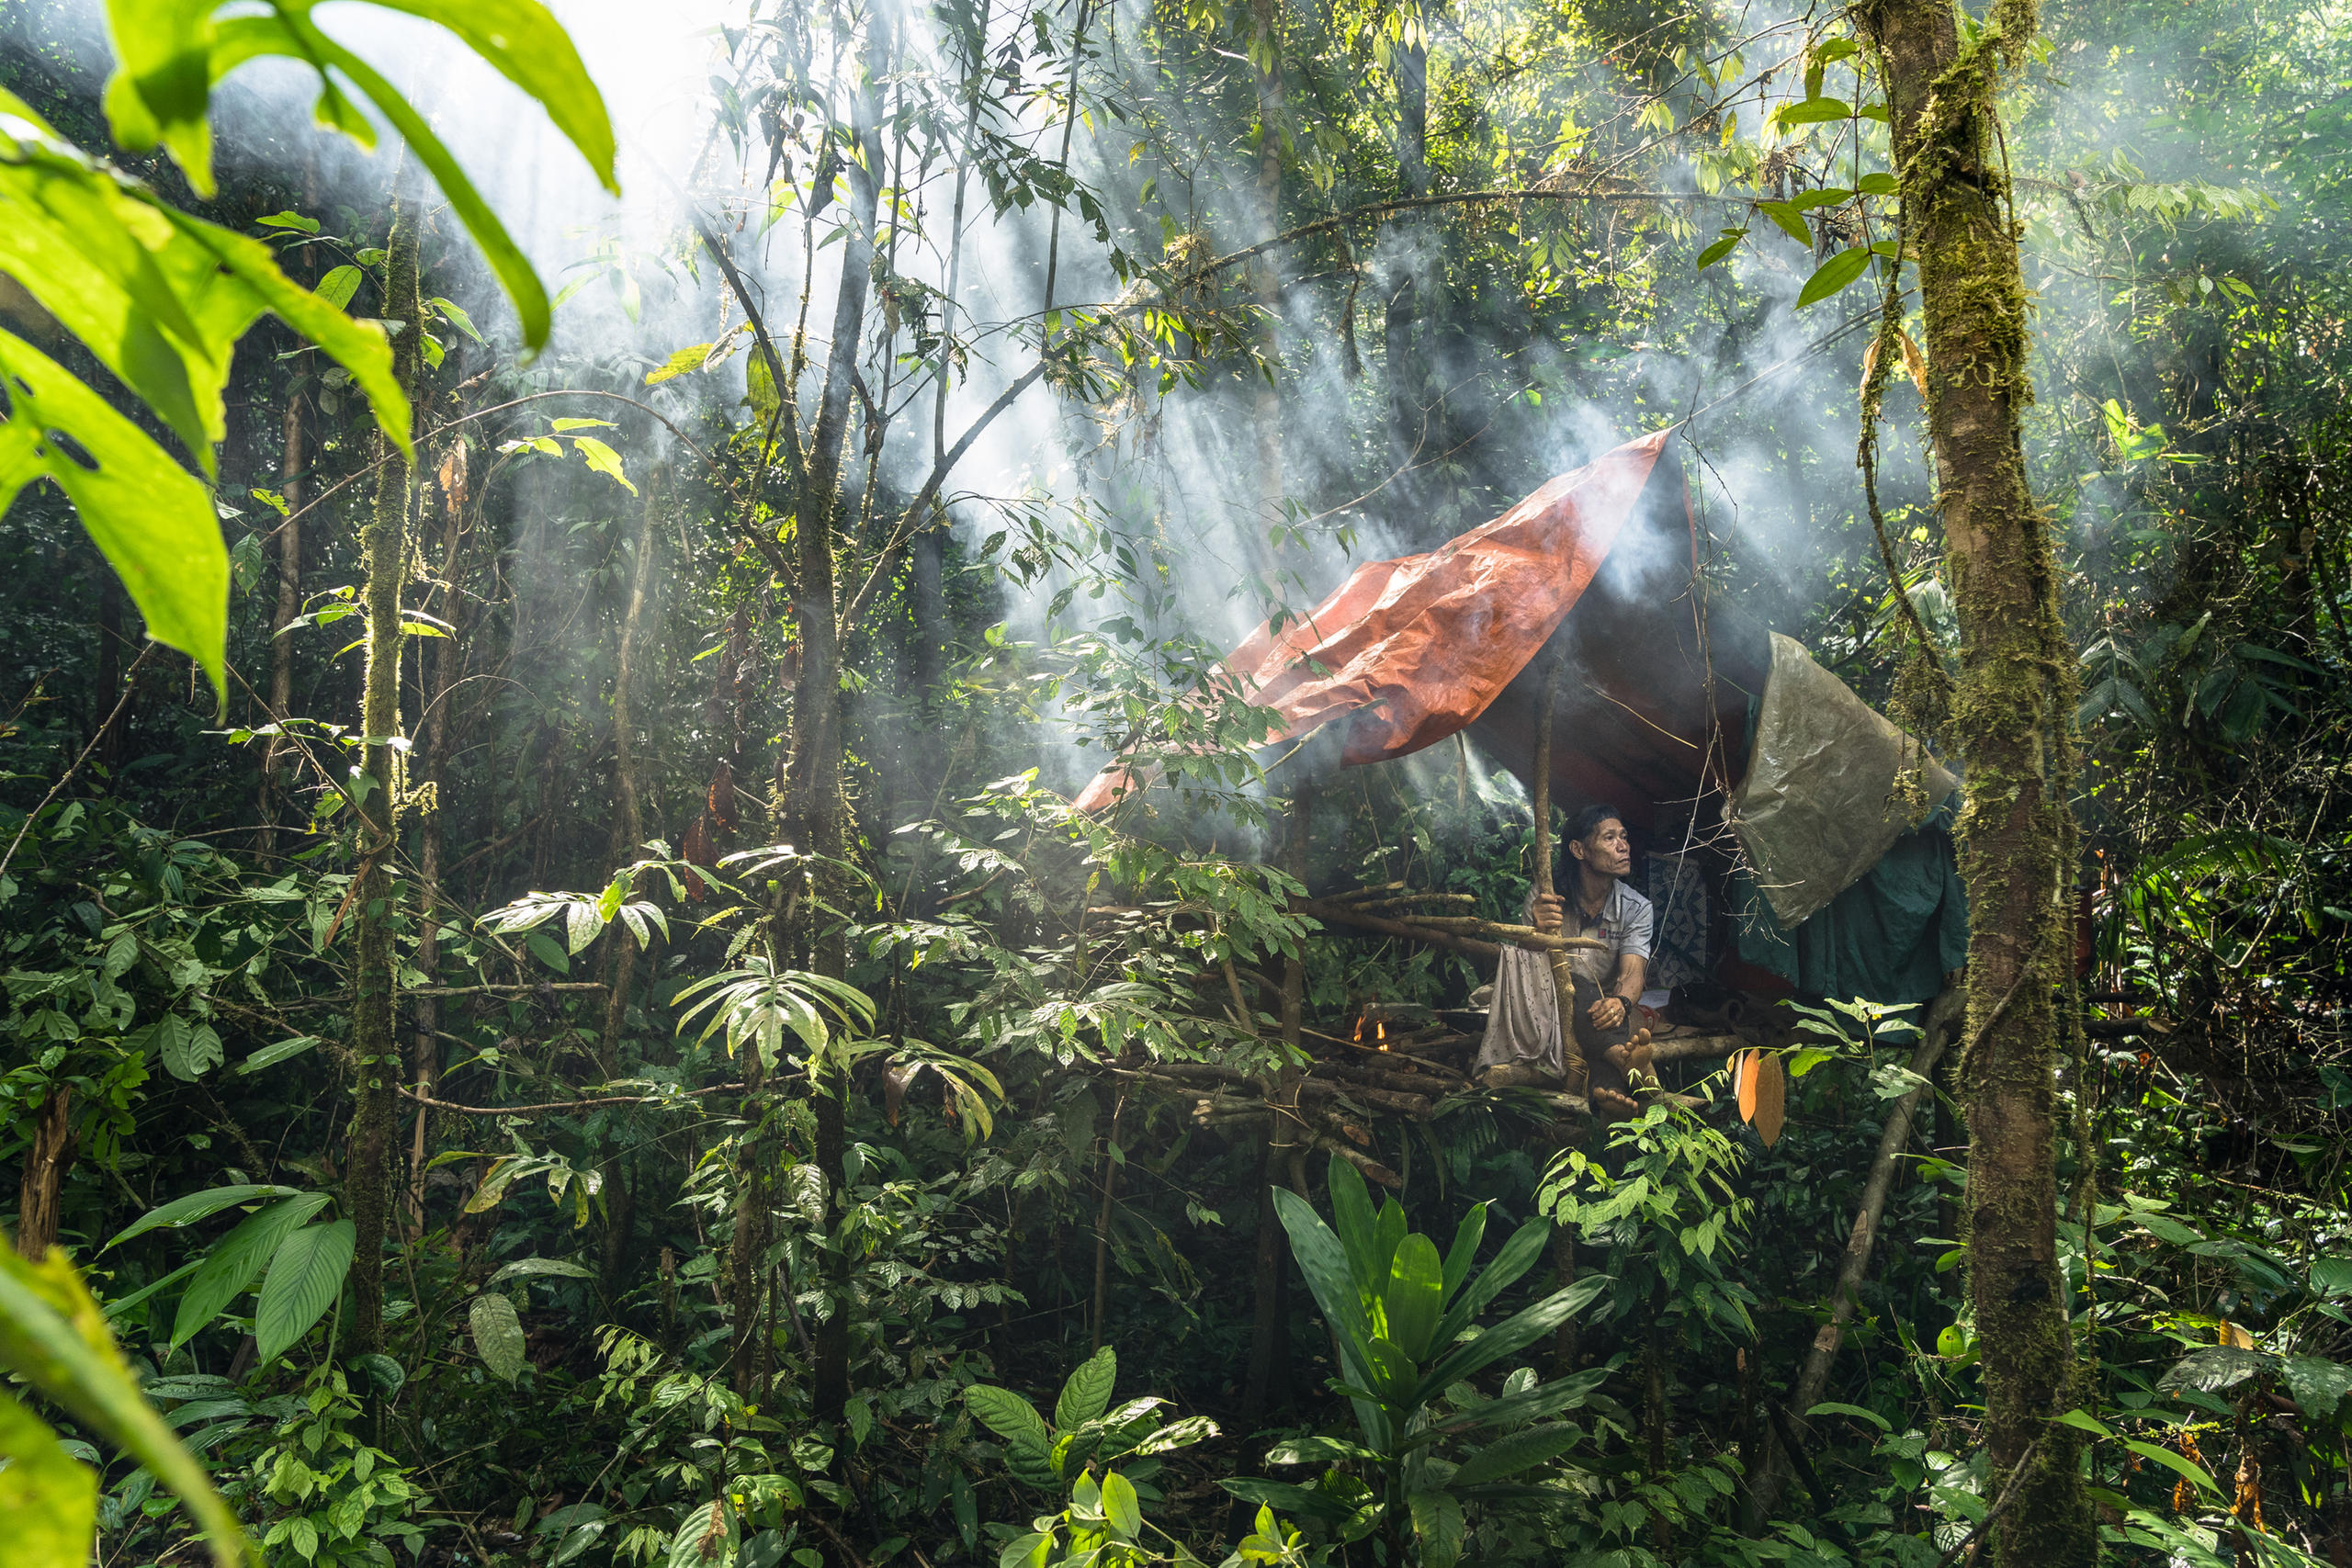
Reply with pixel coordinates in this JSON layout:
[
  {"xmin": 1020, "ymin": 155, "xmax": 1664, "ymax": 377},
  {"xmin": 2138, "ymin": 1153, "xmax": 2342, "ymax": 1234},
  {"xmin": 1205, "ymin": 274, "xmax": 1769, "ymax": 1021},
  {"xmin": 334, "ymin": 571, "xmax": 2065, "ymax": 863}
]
[{"xmin": 1565, "ymin": 803, "xmax": 1625, "ymax": 849}]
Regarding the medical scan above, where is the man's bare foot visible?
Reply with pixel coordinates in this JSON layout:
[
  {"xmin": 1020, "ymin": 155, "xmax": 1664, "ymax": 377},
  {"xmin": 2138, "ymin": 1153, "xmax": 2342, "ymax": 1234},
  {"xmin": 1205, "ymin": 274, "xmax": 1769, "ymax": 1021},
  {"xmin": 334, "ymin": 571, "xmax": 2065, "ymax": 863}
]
[
  {"xmin": 1602, "ymin": 1029, "xmax": 1658, "ymax": 1091},
  {"xmin": 1592, "ymin": 1086, "xmax": 1643, "ymax": 1119}
]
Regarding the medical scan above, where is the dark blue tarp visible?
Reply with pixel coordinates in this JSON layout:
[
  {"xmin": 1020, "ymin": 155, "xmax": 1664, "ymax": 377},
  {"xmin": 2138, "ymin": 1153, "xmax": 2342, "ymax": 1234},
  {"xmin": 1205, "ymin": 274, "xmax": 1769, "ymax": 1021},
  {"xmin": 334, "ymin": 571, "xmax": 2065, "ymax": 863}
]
[{"xmin": 1731, "ymin": 806, "xmax": 1968, "ymax": 1007}]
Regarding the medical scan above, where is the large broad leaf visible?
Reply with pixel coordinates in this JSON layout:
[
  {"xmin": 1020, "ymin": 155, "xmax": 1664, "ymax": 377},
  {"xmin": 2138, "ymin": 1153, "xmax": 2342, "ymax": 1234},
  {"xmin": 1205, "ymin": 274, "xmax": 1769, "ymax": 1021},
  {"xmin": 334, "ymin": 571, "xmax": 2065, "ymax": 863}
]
[
  {"xmin": 1439, "ymin": 1203, "xmax": 1487, "ymax": 1303},
  {"xmin": 1328, "ymin": 1152, "xmax": 1380, "ymax": 1295},
  {"xmin": 1384, "ymin": 1235, "xmax": 1445, "ymax": 1361},
  {"xmin": 1427, "ymin": 1216, "xmax": 1552, "ymax": 1353},
  {"xmin": 108, "ymin": 0, "xmax": 615, "ymax": 354},
  {"xmin": 663, "ymin": 1499, "xmax": 735, "ymax": 1568},
  {"xmin": 1408, "ymin": 1491, "xmax": 1464, "ymax": 1568},
  {"xmin": 964, "ymin": 1384, "xmax": 1053, "ymax": 1458},
  {"xmin": 171, "ymin": 1192, "xmax": 332, "ymax": 1348},
  {"xmin": 1419, "ymin": 1277, "xmax": 1606, "ymax": 1400},
  {"xmin": 469, "ymin": 1292, "xmax": 527, "ymax": 1383},
  {"xmin": 252, "ymin": 1219, "xmax": 354, "ymax": 1364},
  {"xmin": 0, "ymin": 1387, "xmax": 99, "ymax": 1568},
  {"xmin": 1797, "ymin": 246, "xmax": 1875, "ymax": 310},
  {"xmin": 106, "ymin": 1184, "xmax": 301, "ymax": 1250},
  {"xmin": 1217, "ymin": 1477, "xmax": 1358, "ymax": 1524},
  {"xmin": 1445, "ymin": 1422, "xmax": 1584, "ymax": 1488},
  {"xmin": 103, "ymin": 0, "xmax": 616, "ymax": 196},
  {"xmin": 1272, "ymin": 1187, "xmax": 1374, "ymax": 1351},
  {"xmin": 0, "ymin": 1238, "xmax": 251, "ymax": 1567},
  {"xmin": 0, "ymin": 328, "xmax": 227, "ymax": 696},
  {"xmin": 2278, "ymin": 1354, "xmax": 2352, "ymax": 1419},
  {"xmin": 1430, "ymin": 1368, "xmax": 1611, "ymax": 1438},
  {"xmin": 2158, "ymin": 1346, "xmax": 2271, "ymax": 1395},
  {"xmin": 1264, "ymin": 1435, "xmax": 1382, "ymax": 1465},
  {"xmin": 1055, "ymin": 1345, "xmax": 1117, "ymax": 1431},
  {"xmin": 1371, "ymin": 1200, "xmax": 1408, "ymax": 1296},
  {"xmin": 487, "ymin": 1257, "xmax": 596, "ymax": 1287}
]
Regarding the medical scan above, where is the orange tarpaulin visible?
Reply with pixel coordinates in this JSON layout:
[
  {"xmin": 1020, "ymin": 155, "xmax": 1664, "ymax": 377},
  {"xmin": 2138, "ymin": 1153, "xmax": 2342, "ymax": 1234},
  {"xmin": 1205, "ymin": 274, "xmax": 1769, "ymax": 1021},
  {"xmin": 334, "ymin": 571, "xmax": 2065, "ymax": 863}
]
[{"xmin": 1071, "ymin": 431, "xmax": 1672, "ymax": 813}]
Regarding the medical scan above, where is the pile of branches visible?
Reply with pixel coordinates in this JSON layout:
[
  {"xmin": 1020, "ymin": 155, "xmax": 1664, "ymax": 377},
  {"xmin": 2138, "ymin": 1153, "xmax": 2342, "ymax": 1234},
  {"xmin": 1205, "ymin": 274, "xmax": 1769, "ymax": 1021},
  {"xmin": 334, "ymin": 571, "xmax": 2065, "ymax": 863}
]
[{"xmin": 1109, "ymin": 1012, "xmax": 1493, "ymax": 1189}]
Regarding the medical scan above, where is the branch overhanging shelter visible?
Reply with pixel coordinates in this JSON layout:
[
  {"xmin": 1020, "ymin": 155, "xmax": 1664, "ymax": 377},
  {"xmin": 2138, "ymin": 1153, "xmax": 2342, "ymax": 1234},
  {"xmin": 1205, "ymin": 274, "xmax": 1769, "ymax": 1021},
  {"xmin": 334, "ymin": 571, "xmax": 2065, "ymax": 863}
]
[{"xmin": 1074, "ymin": 431, "xmax": 1966, "ymax": 1007}]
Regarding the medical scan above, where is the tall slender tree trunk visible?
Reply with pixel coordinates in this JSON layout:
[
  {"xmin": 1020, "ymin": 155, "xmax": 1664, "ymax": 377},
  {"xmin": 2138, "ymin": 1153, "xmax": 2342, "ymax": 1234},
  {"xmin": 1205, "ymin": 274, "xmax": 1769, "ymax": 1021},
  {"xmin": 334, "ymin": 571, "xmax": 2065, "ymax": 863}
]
[
  {"xmin": 1384, "ymin": 27, "xmax": 1430, "ymax": 502},
  {"xmin": 346, "ymin": 204, "xmax": 422, "ymax": 1370},
  {"xmin": 1858, "ymin": 0, "xmax": 2091, "ymax": 1557},
  {"xmin": 601, "ymin": 476, "xmax": 658, "ymax": 1078},
  {"xmin": 260, "ymin": 390, "xmax": 306, "ymax": 857},
  {"xmin": 93, "ymin": 568, "xmax": 129, "ymax": 773},
  {"xmin": 1249, "ymin": 0, "xmax": 1284, "ymax": 570},
  {"xmin": 405, "ymin": 444, "xmax": 463, "ymax": 1231},
  {"xmin": 1244, "ymin": 782, "xmax": 1312, "ymax": 1422},
  {"xmin": 15, "ymin": 1087, "xmax": 74, "ymax": 1258},
  {"xmin": 782, "ymin": 7, "xmax": 893, "ymax": 1431}
]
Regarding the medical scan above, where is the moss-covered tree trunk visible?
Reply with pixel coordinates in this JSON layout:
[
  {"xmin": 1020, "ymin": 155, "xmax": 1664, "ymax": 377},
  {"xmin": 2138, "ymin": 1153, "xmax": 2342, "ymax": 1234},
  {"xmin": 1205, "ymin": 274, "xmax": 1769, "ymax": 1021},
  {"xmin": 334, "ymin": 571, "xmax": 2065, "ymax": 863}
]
[
  {"xmin": 347, "ymin": 203, "xmax": 422, "ymax": 1367},
  {"xmin": 1860, "ymin": 0, "xmax": 2091, "ymax": 1558},
  {"xmin": 785, "ymin": 6, "xmax": 893, "ymax": 1430}
]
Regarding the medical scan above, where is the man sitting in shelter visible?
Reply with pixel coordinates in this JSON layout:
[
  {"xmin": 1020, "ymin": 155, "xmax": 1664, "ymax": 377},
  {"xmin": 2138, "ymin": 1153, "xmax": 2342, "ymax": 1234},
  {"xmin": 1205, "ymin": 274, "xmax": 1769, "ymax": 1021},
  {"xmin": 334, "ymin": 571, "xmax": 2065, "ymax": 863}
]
[{"xmin": 1477, "ymin": 804, "xmax": 1658, "ymax": 1117}]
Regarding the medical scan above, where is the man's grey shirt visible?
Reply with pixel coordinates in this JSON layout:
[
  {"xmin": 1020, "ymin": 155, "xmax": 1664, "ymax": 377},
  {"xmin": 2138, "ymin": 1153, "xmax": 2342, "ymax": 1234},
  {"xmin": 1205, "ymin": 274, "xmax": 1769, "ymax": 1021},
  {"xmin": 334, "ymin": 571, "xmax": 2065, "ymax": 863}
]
[{"xmin": 1476, "ymin": 879, "xmax": 1655, "ymax": 1076}]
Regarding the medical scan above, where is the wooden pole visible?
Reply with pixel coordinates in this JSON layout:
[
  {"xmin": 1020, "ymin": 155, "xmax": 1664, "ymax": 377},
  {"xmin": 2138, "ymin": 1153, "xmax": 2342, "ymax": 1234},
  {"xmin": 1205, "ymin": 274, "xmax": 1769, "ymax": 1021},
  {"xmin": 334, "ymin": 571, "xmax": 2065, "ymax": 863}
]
[{"xmin": 1530, "ymin": 649, "xmax": 1586, "ymax": 1092}]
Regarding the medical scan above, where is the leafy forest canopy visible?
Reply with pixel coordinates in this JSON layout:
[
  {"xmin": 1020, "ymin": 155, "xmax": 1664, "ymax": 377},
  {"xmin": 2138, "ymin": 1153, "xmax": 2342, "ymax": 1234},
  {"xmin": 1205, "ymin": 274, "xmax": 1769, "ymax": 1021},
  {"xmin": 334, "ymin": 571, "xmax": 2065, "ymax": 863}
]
[{"xmin": 0, "ymin": 0, "xmax": 2346, "ymax": 1562}]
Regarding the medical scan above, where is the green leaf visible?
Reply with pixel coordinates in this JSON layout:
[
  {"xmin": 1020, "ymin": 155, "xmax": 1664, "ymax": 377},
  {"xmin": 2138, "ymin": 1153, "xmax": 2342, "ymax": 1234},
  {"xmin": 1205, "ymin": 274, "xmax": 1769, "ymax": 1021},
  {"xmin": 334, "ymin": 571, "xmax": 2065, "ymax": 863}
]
[
  {"xmin": 171, "ymin": 1193, "xmax": 331, "ymax": 1349},
  {"xmin": 2125, "ymin": 1439, "xmax": 2218, "ymax": 1495},
  {"xmin": 0, "ymin": 328, "xmax": 227, "ymax": 700},
  {"xmin": 1217, "ymin": 1477, "xmax": 1358, "ymax": 1523},
  {"xmin": 1778, "ymin": 96, "xmax": 1854, "ymax": 125},
  {"xmin": 2278, "ymin": 1355, "xmax": 2352, "ymax": 1420},
  {"xmin": 645, "ymin": 343, "xmax": 715, "ymax": 386},
  {"xmin": 254, "ymin": 210, "xmax": 319, "ymax": 233},
  {"xmin": 571, "ymin": 435, "xmax": 637, "ymax": 495},
  {"xmin": 0, "ymin": 1239, "xmax": 254, "ymax": 1568},
  {"xmin": 1384, "ymin": 1234, "xmax": 1445, "ymax": 1361},
  {"xmin": 1056, "ymin": 1345, "xmax": 1117, "ymax": 1431},
  {"xmin": 1434, "ymin": 1368, "xmax": 1610, "ymax": 1436},
  {"xmin": 1271, "ymin": 1187, "xmax": 1374, "ymax": 1353},
  {"xmin": 964, "ymin": 1384, "xmax": 1053, "ymax": 1459},
  {"xmin": 2052, "ymin": 1408, "xmax": 2113, "ymax": 1438},
  {"xmin": 2158, "ymin": 1346, "xmax": 2270, "ymax": 1394},
  {"xmin": 1446, "ymin": 1422, "xmax": 1581, "ymax": 1488},
  {"xmin": 664, "ymin": 1501, "xmax": 733, "ymax": 1568},
  {"xmin": 1756, "ymin": 200, "xmax": 1812, "ymax": 243},
  {"xmin": 488, "ymin": 1257, "xmax": 596, "ymax": 1287},
  {"xmin": 1408, "ymin": 1491, "xmax": 1464, "ymax": 1568},
  {"xmin": 1419, "ymin": 1276, "xmax": 1605, "ymax": 1398},
  {"xmin": 163, "ymin": 1020, "xmax": 224, "ymax": 1082},
  {"xmin": 469, "ymin": 1292, "xmax": 526, "ymax": 1382},
  {"xmin": 429, "ymin": 296, "xmax": 483, "ymax": 344},
  {"xmin": 107, "ymin": 1184, "xmax": 302, "ymax": 1250},
  {"xmin": 1426, "ymin": 1217, "xmax": 1551, "ymax": 1354},
  {"xmin": 1696, "ymin": 230, "xmax": 1747, "ymax": 269},
  {"xmin": 212, "ymin": 13, "xmax": 562, "ymax": 353},
  {"xmin": 1797, "ymin": 246, "xmax": 1875, "ymax": 309},
  {"xmin": 1101, "ymin": 1470, "xmax": 1141, "ymax": 1540},
  {"xmin": 1327, "ymin": 1150, "xmax": 1380, "ymax": 1293},
  {"xmin": 1804, "ymin": 1401, "xmax": 1892, "ymax": 1432},
  {"xmin": 1439, "ymin": 1204, "xmax": 1487, "ymax": 1303},
  {"xmin": 252, "ymin": 1219, "xmax": 355, "ymax": 1364},
  {"xmin": 313, "ymin": 265, "xmax": 362, "ymax": 310},
  {"xmin": 0, "ymin": 1386, "xmax": 99, "ymax": 1568},
  {"xmin": 1263, "ymin": 1435, "xmax": 1381, "ymax": 1465},
  {"xmin": 352, "ymin": 1353, "xmax": 404, "ymax": 1395},
  {"xmin": 237, "ymin": 1035, "xmax": 319, "ymax": 1074},
  {"xmin": 1858, "ymin": 172, "xmax": 1899, "ymax": 196},
  {"xmin": 526, "ymin": 931, "xmax": 571, "ymax": 974}
]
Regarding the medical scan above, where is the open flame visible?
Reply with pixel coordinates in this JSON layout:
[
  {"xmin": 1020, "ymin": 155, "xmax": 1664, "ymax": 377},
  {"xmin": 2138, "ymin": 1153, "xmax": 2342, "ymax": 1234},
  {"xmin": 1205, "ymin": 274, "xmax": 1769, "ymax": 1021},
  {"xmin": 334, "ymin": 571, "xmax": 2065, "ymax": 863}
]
[{"xmin": 1350, "ymin": 1013, "xmax": 1391, "ymax": 1051}]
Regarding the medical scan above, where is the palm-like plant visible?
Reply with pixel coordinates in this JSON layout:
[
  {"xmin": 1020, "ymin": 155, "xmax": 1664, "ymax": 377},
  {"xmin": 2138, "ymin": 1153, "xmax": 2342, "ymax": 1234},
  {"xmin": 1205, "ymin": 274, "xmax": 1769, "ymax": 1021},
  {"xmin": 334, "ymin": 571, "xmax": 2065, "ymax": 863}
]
[{"xmin": 1227, "ymin": 1155, "xmax": 1608, "ymax": 1566}]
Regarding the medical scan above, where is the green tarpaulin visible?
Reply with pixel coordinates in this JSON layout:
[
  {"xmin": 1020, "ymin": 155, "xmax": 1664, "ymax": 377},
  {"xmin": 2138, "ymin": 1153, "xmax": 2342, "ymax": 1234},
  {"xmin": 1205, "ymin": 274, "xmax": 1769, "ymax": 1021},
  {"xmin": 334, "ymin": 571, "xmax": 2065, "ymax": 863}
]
[{"xmin": 1732, "ymin": 802, "xmax": 1969, "ymax": 1006}]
